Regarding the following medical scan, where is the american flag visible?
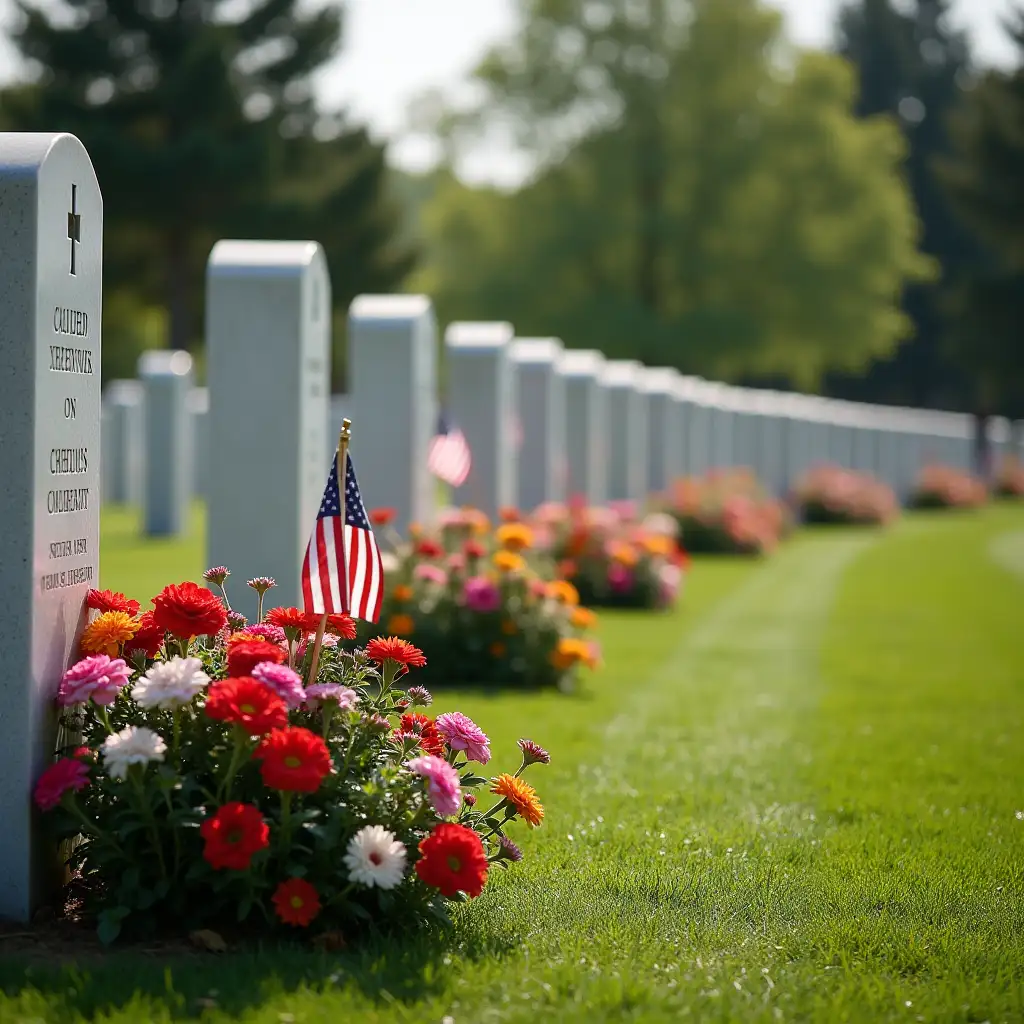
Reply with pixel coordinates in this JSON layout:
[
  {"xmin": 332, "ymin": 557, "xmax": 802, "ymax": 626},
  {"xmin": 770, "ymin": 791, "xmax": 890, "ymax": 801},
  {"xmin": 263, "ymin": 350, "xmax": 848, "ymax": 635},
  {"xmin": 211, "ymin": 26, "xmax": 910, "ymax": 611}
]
[
  {"xmin": 427, "ymin": 411, "xmax": 472, "ymax": 487},
  {"xmin": 301, "ymin": 452, "xmax": 383, "ymax": 622}
]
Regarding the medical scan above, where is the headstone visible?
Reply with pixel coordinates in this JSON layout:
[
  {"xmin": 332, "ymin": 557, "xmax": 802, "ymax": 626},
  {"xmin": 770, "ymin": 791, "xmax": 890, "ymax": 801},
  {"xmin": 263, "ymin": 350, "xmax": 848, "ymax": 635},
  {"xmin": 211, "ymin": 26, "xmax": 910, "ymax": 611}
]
[
  {"xmin": 682, "ymin": 378, "xmax": 712, "ymax": 477},
  {"xmin": 446, "ymin": 321, "xmax": 516, "ymax": 519},
  {"xmin": 349, "ymin": 296, "xmax": 437, "ymax": 534},
  {"xmin": 704, "ymin": 383, "xmax": 736, "ymax": 470},
  {"xmin": 0, "ymin": 132, "xmax": 102, "ymax": 921},
  {"xmin": 101, "ymin": 379, "xmax": 144, "ymax": 506},
  {"xmin": 510, "ymin": 337, "xmax": 565, "ymax": 512},
  {"xmin": 557, "ymin": 349, "xmax": 607, "ymax": 505},
  {"xmin": 206, "ymin": 241, "xmax": 330, "ymax": 619},
  {"xmin": 640, "ymin": 367, "xmax": 680, "ymax": 495},
  {"xmin": 139, "ymin": 350, "xmax": 193, "ymax": 538},
  {"xmin": 328, "ymin": 393, "xmax": 348, "ymax": 451},
  {"xmin": 188, "ymin": 386, "xmax": 209, "ymax": 501},
  {"xmin": 601, "ymin": 359, "xmax": 648, "ymax": 502},
  {"xmin": 751, "ymin": 391, "xmax": 787, "ymax": 495}
]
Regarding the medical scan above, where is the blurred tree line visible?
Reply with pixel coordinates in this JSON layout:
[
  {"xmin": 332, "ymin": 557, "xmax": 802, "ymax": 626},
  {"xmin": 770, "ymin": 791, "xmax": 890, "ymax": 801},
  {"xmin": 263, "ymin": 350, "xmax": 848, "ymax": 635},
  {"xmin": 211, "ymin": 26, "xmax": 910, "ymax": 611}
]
[{"xmin": 0, "ymin": 0, "xmax": 414, "ymax": 386}]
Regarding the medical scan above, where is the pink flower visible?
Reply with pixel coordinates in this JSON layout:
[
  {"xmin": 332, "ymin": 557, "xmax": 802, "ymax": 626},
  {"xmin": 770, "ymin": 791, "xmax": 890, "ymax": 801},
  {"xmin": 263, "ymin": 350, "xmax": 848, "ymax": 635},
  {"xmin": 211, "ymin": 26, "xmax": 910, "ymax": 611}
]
[
  {"xmin": 243, "ymin": 623, "xmax": 287, "ymax": 645},
  {"xmin": 251, "ymin": 662, "xmax": 305, "ymax": 709},
  {"xmin": 415, "ymin": 564, "xmax": 447, "ymax": 586},
  {"xmin": 58, "ymin": 654, "xmax": 132, "ymax": 706},
  {"xmin": 607, "ymin": 563, "xmax": 633, "ymax": 593},
  {"xmin": 446, "ymin": 553, "xmax": 467, "ymax": 573},
  {"xmin": 295, "ymin": 632, "xmax": 339, "ymax": 661},
  {"xmin": 406, "ymin": 754, "xmax": 462, "ymax": 817},
  {"xmin": 305, "ymin": 683, "xmax": 358, "ymax": 710},
  {"xmin": 34, "ymin": 757, "xmax": 90, "ymax": 810},
  {"xmin": 435, "ymin": 712, "xmax": 491, "ymax": 764},
  {"xmin": 463, "ymin": 576, "xmax": 501, "ymax": 613}
]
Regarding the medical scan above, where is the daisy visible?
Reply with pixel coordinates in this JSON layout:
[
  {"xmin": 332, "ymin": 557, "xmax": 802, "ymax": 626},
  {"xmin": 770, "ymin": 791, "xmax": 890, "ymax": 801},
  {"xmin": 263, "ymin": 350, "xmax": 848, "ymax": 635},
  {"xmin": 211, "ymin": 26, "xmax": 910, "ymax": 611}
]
[
  {"xmin": 343, "ymin": 824, "xmax": 407, "ymax": 890},
  {"xmin": 132, "ymin": 656, "xmax": 210, "ymax": 709},
  {"xmin": 102, "ymin": 726, "xmax": 167, "ymax": 780}
]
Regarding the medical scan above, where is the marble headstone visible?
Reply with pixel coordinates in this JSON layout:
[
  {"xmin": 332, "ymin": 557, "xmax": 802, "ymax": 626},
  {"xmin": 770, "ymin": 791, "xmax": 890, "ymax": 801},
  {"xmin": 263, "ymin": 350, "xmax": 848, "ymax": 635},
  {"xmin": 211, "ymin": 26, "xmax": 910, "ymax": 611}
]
[
  {"xmin": 601, "ymin": 359, "xmax": 648, "ymax": 503},
  {"xmin": 188, "ymin": 386, "xmax": 209, "ymax": 501},
  {"xmin": 0, "ymin": 132, "xmax": 102, "ymax": 921},
  {"xmin": 640, "ymin": 367, "xmax": 681, "ymax": 495},
  {"xmin": 510, "ymin": 338, "xmax": 565, "ymax": 512},
  {"xmin": 102, "ymin": 379, "xmax": 144, "ymax": 505},
  {"xmin": 557, "ymin": 349, "xmax": 607, "ymax": 505},
  {"xmin": 206, "ymin": 241, "xmax": 330, "ymax": 619}
]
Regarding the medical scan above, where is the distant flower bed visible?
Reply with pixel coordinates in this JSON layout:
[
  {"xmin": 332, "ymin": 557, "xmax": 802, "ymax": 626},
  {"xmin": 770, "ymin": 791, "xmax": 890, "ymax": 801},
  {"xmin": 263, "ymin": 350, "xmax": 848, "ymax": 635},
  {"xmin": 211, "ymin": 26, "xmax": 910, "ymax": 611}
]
[
  {"xmin": 528, "ymin": 500, "xmax": 687, "ymax": 610},
  {"xmin": 366, "ymin": 508, "xmax": 598, "ymax": 689},
  {"xmin": 661, "ymin": 469, "xmax": 787, "ymax": 555},
  {"xmin": 38, "ymin": 579, "xmax": 548, "ymax": 944},
  {"xmin": 791, "ymin": 465, "xmax": 899, "ymax": 526},
  {"xmin": 995, "ymin": 456, "xmax": 1024, "ymax": 499},
  {"xmin": 910, "ymin": 464, "xmax": 988, "ymax": 510}
]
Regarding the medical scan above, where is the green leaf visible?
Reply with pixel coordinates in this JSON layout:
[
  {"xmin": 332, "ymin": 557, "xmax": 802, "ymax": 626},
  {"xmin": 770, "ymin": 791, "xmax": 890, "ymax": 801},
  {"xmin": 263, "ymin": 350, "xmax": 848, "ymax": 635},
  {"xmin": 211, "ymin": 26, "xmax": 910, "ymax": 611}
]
[{"xmin": 96, "ymin": 906, "xmax": 129, "ymax": 945}]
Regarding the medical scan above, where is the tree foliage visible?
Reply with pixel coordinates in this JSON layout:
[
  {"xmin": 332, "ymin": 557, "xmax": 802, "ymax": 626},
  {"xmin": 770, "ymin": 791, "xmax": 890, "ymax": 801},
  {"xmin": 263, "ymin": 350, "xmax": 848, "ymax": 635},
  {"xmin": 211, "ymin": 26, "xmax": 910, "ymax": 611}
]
[{"xmin": 414, "ymin": 0, "xmax": 932, "ymax": 389}]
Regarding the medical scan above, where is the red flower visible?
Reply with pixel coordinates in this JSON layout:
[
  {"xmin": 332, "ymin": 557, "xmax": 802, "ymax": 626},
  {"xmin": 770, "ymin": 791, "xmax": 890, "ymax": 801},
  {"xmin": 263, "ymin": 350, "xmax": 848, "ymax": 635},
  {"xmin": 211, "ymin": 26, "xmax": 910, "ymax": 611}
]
[
  {"xmin": 265, "ymin": 607, "xmax": 321, "ymax": 635},
  {"xmin": 414, "ymin": 823, "xmax": 489, "ymax": 898},
  {"xmin": 227, "ymin": 639, "xmax": 286, "ymax": 678},
  {"xmin": 124, "ymin": 610, "xmax": 165, "ymax": 660},
  {"xmin": 414, "ymin": 538, "xmax": 444, "ymax": 559},
  {"xmin": 33, "ymin": 757, "xmax": 90, "ymax": 811},
  {"xmin": 152, "ymin": 581, "xmax": 227, "ymax": 640},
  {"xmin": 205, "ymin": 677, "xmax": 288, "ymax": 735},
  {"xmin": 272, "ymin": 878, "xmax": 321, "ymax": 927},
  {"xmin": 369, "ymin": 507, "xmax": 397, "ymax": 527},
  {"xmin": 200, "ymin": 802, "xmax": 269, "ymax": 871},
  {"xmin": 365, "ymin": 637, "xmax": 427, "ymax": 673},
  {"xmin": 326, "ymin": 613, "xmax": 357, "ymax": 640},
  {"xmin": 87, "ymin": 589, "xmax": 141, "ymax": 617},
  {"xmin": 254, "ymin": 727, "xmax": 333, "ymax": 792},
  {"xmin": 499, "ymin": 506, "xmax": 521, "ymax": 522},
  {"xmin": 463, "ymin": 539, "xmax": 486, "ymax": 560},
  {"xmin": 394, "ymin": 712, "xmax": 445, "ymax": 757}
]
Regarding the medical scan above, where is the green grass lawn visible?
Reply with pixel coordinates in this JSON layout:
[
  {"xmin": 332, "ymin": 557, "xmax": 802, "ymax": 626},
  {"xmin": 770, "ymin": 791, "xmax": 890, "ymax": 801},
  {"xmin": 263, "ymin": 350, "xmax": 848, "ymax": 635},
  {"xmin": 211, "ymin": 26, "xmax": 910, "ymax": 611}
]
[{"xmin": 3, "ymin": 505, "xmax": 1024, "ymax": 1022}]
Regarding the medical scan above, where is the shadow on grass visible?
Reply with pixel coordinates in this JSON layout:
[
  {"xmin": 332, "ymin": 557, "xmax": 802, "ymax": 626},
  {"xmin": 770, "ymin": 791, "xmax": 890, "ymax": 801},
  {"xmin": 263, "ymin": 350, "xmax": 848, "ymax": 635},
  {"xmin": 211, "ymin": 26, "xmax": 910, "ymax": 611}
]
[{"xmin": 0, "ymin": 923, "xmax": 515, "ymax": 1019}]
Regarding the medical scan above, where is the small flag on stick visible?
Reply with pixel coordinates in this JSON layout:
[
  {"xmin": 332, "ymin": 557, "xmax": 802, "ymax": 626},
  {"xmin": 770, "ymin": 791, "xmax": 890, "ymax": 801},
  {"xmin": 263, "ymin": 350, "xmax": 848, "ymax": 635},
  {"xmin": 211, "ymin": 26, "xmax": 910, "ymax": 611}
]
[{"xmin": 427, "ymin": 410, "xmax": 472, "ymax": 488}]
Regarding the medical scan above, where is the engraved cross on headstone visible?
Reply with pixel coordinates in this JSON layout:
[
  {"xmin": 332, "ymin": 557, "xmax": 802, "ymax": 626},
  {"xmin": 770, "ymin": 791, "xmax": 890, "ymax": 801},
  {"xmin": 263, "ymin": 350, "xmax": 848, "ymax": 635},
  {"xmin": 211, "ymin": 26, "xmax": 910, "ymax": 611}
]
[{"xmin": 67, "ymin": 184, "xmax": 81, "ymax": 276}]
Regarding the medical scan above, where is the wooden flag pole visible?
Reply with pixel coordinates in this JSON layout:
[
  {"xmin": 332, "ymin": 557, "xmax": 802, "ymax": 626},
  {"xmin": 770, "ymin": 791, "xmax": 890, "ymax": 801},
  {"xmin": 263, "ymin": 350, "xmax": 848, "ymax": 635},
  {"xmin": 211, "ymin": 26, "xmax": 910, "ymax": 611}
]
[{"xmin": 306, "ymin": 418, "xmax": 351, "ymax": 686}]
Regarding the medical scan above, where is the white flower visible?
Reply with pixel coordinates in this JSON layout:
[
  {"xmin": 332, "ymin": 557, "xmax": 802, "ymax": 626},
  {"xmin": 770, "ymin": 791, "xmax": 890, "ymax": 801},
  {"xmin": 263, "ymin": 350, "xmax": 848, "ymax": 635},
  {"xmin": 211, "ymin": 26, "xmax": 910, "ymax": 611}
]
[
  {"xmin": 343, "ymin": 824, "xmax": 407, "ymax": 890},
  {"xmin": 131, "ymin": 656, "xmax": 210, "ymax": 709},
  {"xmin": 102, "ymin": 726, "xmax": 167, "ymax": 780}
]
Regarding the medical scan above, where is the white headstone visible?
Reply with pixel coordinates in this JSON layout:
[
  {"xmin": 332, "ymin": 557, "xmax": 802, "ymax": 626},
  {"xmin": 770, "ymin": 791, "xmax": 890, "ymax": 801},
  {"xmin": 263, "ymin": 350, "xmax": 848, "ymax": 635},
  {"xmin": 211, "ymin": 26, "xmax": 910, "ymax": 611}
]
[
  {"xmin": 446, "ymin": 322, "xmax": 516, "ymax": 519},
  {"xmin": 601, "ymin": 359, "xmax": 648, "ymax": 502},
  {"xmin": 682, "ymin": 378, "xmax": 712, "ymax": 477},
  {"xmin": 102, "ymin": 379, "xmax": 144, "ymax": 506},
  {"xmin": 640, "ymin": 367, "xmax": 681, "ymax": 495},
  {"xmin": 139, "ymin": 350, "xmax": 193, "ymax": 538},
  {"xmin": 188, "ymin": 386, "xmax": 209, "ymax": 500},
  {"xmin": 557, "ymin": 349, "xmax": 607, "ymax": 505},
  {"xmin": 704, "ymin": 383, "xmax": 736, "ymax": 470},
  {"xmin": 510, "ymin": 337, "xmax": 565, "ymax": 512},
  {"xmin": 0, "ymin": 132, "xmax": 102, "ymax": 921},
  {"xmin": 349, "ymin": 296, "xmax": 437, "ymax": 534},
  {"xmin": 206, "ymin": 241, "xmax": 330, "ymax": 619}
]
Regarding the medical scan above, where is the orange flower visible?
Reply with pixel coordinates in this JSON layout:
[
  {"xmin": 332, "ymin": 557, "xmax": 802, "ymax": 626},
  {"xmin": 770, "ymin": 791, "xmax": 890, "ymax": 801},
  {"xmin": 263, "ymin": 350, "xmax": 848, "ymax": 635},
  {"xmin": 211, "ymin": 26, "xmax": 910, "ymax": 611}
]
[
  {"xmin": 609, "ymin": 542, "xmax": 639, "ymax": 566},
  {"xmin": 490, "ymin": 773, "xmax": 544, "ymax": 828},
  {"xmin": 408, "ymin": 521, "xmax": 423, "ymax": 539},
  {"xmin": 500, "ymin": 618, "xmax": 518, "ymax": 636},
  {"xmin": 227, "ymin": 631, "xmax": 263, "ymax": 646},
  {"xmin": 496, "ymin": 522, "xmax": 534, "ymax": 552},
  {"xmin": 387, "ymin": 613, "xmax": 415, "ymax": 636},
  {"xmin": 464, "ymin": 509, "xmax": 490, "ymax": 535},
  {"xmin": 550, "ymin": 637, "xmax": 591, "ymax": 671},
  {"xmin": 365, "ymin": 636, "xmax": 427, "ymax": 669},
  {"xmin": 326, "ymin": 613, "xmax": 357, "ymax": 640},
  {"xmin": 80, "ymin": 611, "xmax": 138, "ymax": 657},
  {"xmin": 641, "ymin": 535, "xmax": 674, "ymax": 557},
  {"xmin": 392, "ymin": 584, "xmax": 414, "ymax": 603},
  {"xmin": 570, "ymin": 607, "xmax": 597, "ymax": 630},
  {"xmin": 493, "ymin": 551, "xmax": 525, "ymax": 574},
  {"xmin": 489, "ymin": 641, "xmax": 506, "ymax": 658},
  {"xmin": 546, "ymin": 580, "xmax": 579, "ymax": 606},
  {"xmin": 498, "ymin": 506, "xmax": 521, "ymax": 522}
]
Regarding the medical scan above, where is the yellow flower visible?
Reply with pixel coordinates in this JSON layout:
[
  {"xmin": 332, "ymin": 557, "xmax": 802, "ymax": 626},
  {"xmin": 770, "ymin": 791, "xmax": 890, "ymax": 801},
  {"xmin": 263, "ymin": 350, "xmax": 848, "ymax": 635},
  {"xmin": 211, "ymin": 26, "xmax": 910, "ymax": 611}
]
[
  {"xmin": 387, "ymin": 613, "xmax": 415, "ymax": 636},
  {"xmin": 392, "ymin": 584, "xmax": 414, "ymax": 603},
  {"xmin": 80, "ymin": 611, "xmax": 138, "ymax": 657},
  {"xmin": 491, "ymin": 773, "xmax": 544, "ymax": 827},
  {"xmin": 549, "ymin": 636, "xmax": 590, "ymax": 671},
  {"xmin": 496, "ymin": 522, "xmax": 534, "ymax": 552},
  {"xmin": 493, "ymin": 551, "xmax": 525, "ymax": 573},
  {"xmin": 570, "ymin": 607, "xmax": 597, "ymax": 630},
  {"xmin": 546, "ymin": 580, "xmax": 580, "ymax": 606}
]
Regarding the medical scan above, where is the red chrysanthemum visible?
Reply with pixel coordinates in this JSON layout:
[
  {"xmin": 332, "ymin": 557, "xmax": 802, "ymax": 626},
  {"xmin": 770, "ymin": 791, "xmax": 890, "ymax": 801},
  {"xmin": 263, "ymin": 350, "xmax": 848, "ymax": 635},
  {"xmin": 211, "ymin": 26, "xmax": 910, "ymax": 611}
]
[
  {"xmin": 394, "ymin": 712, "xmax": 445, "ymax": 757},
  {"xmin": 124, "ymin": 610, "xmax": 165, "ymax": 660},
  {"xmin": 326, "ymin": 613, "xmax": 357, "ymax": 640},
  {"xmin": 254, "ymin": 727, "xmax": 333, "ymax": 792},
  {"xmin": 265, "ymin": 607, "xmax": 321, "ymax": 635},
  {"xmin": 205, "ymin": 677, "xmax": 288, "ymax": 735},
  {"xmin": 365, "ymin": 637, "xmax": 427, "ymax": 671},
  {"xmin": 369, "ymin": 507, "xmax": 397, "ymax": 527},
  {"xmin": 463, "ymin": 539, "xmax": 486, "ymax": 560},
  {"xmin": 226, "ymin": 639, "xmax": 286, "ymax": 678},
  {"xmin": 86, "ymin": 588, "xmax": 141, "ymax": 617},
  {"xmin": 152, "ymin": 581, "xmax": 227, "ymax": 640},
  {"xmin": 414, "ymin": 538, "xmax": 444, "ymax": 559},
  {"xmin": 414, "ymin": 822, "xmax": 489, "ymax": 898},
  {"xmin": 272, "ymin": 878, "xmax": 321, "ymax": 927},
  {"xmin": 200, "ymin": 802, "xmax": 269, "ymax": 871}
]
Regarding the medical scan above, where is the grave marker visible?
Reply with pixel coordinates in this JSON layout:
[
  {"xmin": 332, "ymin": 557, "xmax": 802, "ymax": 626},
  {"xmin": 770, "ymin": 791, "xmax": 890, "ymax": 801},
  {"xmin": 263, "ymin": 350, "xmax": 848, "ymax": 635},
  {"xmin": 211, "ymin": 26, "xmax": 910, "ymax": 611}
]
[
  {"xmin": 102, "ymin": 380, "xmax": 144, "ymax": 506},
  {"xmin": 557, "ymin": 349, "xmax": 607, "ymax": 506},
  {"xmin": 601, "ymin": 359, "xmax": 647, "ymax": 502},
  {"xmin": 640, "ymin": 367, "xmax": 681, "ymax": 495},
  {"xmin": 0, "ymin": 133, "xmax": 102, "ymax": 921},
  {"xmin": 510, "ymin": 338, "xmax": 565, "ymax": 511}
]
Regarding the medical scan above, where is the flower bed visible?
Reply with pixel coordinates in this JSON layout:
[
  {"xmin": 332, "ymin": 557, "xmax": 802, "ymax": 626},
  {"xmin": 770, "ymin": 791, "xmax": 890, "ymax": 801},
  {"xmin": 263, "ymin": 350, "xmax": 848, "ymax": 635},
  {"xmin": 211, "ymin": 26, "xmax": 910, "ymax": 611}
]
[
  {"xmin": 37, "ymin": 578, "xmax": 549, "ymax": 943},
  {"xmin": 995, "ymin": 456, "xmax": 1024, "ymax": 499},
  {"xmin": 791, "ymin": 465, "xmax": 899, "ymax": 526},
  {"xmin": 528, "ymin": 501, "xmax": 687, "ymax": 610},
  {"xmin": 661, "ymin": 470, "xmax": 787, "ymax": 555},
  {"xmin": 366, "ymin": 508, "xmax": 599, "ymax": 689},
  {"xmin": 910, "ymin": 464, "xmax": 988, "ymax": 510}
]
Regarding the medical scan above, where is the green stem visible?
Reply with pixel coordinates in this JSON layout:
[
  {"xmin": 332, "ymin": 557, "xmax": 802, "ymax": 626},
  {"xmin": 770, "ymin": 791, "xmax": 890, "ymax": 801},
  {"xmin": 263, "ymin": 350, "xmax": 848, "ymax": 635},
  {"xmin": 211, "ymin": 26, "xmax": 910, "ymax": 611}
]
[
  {"xmin": 217, "ymin": 729, "xmax": 248, "ymax": 804},
  {"xmin": 257, "ymin": 592, "xmax": 265, "ymax": 623},
  {"xmin": 98, "ymin": 705, "xmax": 114, "ymax": 735},
  {"xmin": 131, "ymin": 769, "xmax": 168, "ymax": 881},
  {"xmin": 279, "ymin": 790, "xmax": 293, "ymax": 851},
  {"xmin": 218, "ymin": 582, "xmax": 232, "ymax": 612},
  {"xmin": 171, "ymin": 707, "xmax": 181, "ymax": 756}
]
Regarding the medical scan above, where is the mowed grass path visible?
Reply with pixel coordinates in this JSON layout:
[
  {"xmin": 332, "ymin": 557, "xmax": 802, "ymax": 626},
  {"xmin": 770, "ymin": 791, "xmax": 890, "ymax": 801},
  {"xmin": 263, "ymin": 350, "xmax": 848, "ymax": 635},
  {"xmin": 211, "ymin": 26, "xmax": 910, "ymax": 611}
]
[{"xmin": 3, "ymin": 506, "xmax": 1023, "ymax": 1022}]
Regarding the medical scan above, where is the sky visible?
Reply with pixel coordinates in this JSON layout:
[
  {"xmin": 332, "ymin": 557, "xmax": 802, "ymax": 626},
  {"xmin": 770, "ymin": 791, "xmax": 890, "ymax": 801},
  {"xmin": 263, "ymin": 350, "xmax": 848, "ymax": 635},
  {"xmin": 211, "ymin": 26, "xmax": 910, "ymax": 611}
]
[{"xmin": 1, "ymin": 0, "xmax": 1019, "ymax": 183}]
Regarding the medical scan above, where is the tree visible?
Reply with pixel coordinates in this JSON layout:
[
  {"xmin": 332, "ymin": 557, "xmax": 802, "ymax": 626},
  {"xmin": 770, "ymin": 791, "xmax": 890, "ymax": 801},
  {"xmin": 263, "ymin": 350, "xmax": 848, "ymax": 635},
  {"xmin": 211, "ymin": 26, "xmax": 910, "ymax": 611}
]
[
  {"xmin": 414, "ymin": 0, "xmax": 931, "ymax": 389},
  {"xmin": 2, "ymin": 0, "xmax": 413, "ymax": 365},
  {"xmin": 827, "ymin": 0, "xmax": 982, "ymax": 408}
]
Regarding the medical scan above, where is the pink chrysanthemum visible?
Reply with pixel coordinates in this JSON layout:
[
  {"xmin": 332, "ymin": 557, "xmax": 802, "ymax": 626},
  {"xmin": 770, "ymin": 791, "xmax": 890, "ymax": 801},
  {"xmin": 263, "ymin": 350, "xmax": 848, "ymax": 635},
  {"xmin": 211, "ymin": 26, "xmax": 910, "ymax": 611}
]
[
  {"xmin": 34, "ymin": 757, "xmax": 90, "ymax": 810},
  {"xmin": 226, "ymin": 611, "xmax": 248, "ymax": 631},
  {"xmin": 407, "ymin": 685, "xmax": 432, "ymax": 707},
  {"xmin": 406, "ymin": 754, "xmax": 462, "ymax": 817},
  {"xmin": 58, "ymin": 655, "xmax": 132, "ymax": 706},
  {"xmin": 203, "ymin": 566, "xmax": 230, "ymax": 585},
  {"xmin": 243, "ymin": 623, "xmax": 287, "ymax": 645},
  {"xmin": 251, "ymin": 662, "xmax": 306, "ymax": 709},
  {"xmin": 463, "ymin": 576, "xmax": 501, "ymax": 613},
  {"xmin": 435, "ymin": 712, "xmax": 491, "ymax": 765},
  {"xmin": 295, "ymin": 632, "xmax": 339, "ymax": 661},
  {"xmin": 518, "ymin": 738, "xmax": 551, "ymax": 766},
  {"xmin": 247, "ymin": 576, "xmax": 276, "ymax": 595},
  {"xmin": 305, "ymin": 683, "xmax": 358, "ymax": 710}
]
